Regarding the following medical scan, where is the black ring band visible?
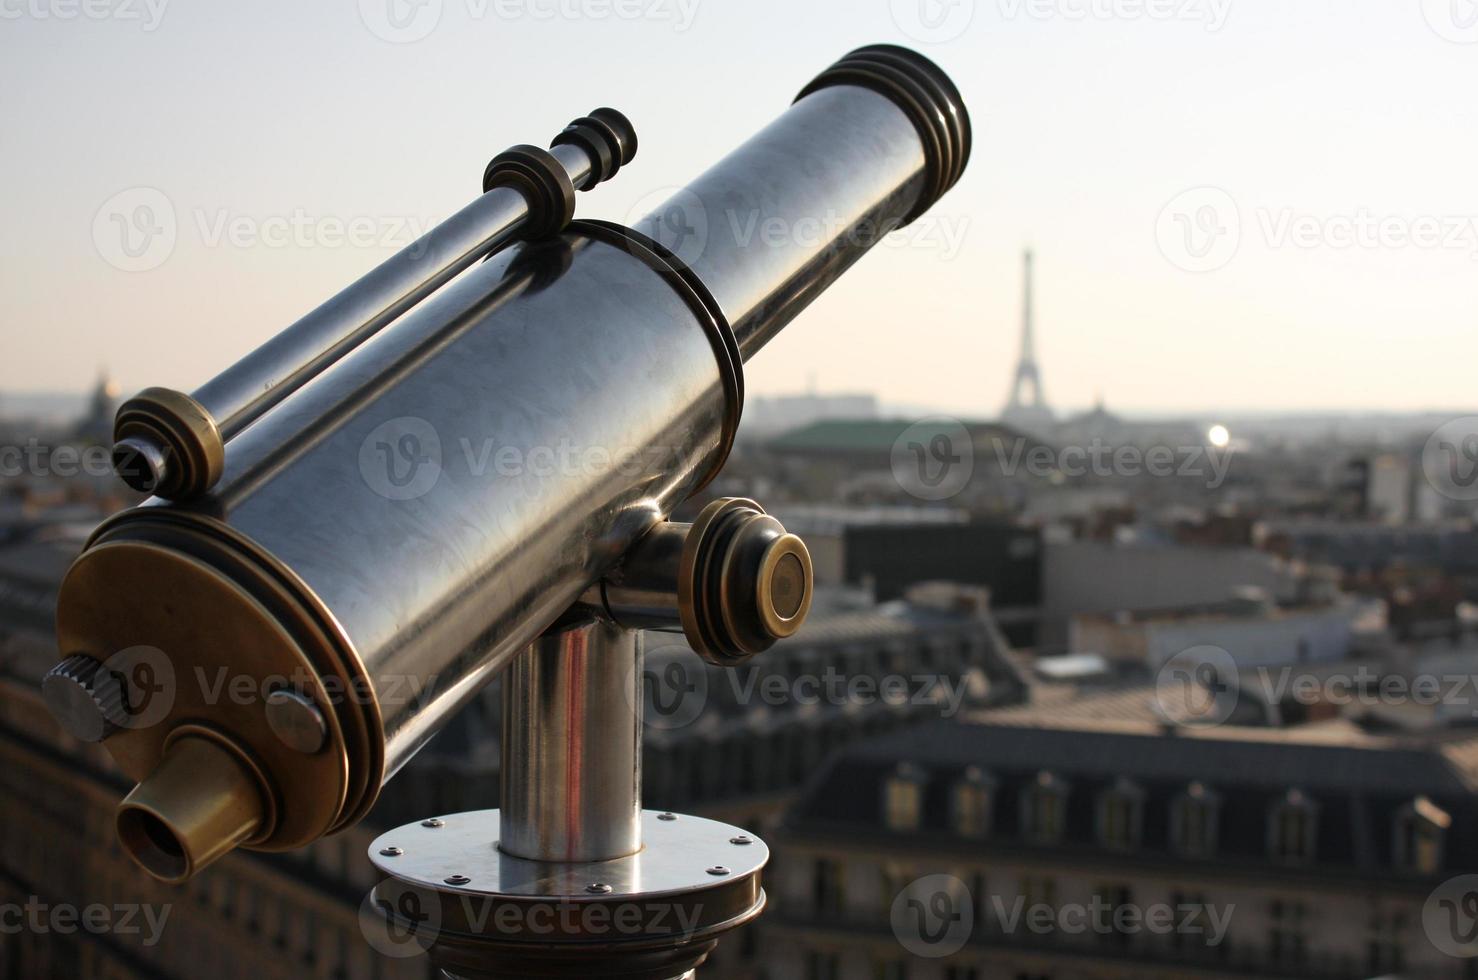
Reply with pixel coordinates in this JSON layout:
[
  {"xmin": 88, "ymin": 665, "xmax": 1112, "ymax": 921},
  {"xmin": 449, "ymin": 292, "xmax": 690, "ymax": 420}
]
[
  {"xmin": 570, "ymin": 219, "xmax": 743, "ymax": 494},
  {"xmin": 795, "ymin": 45, "xmax": 971, "ymax": 224}
]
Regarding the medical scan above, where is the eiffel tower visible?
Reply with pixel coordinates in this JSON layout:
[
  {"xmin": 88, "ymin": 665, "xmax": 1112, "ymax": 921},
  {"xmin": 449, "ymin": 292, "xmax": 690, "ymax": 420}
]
[{"xmin": 1001, "ymin": 249, "xmax": 1056, "ymax": 436}]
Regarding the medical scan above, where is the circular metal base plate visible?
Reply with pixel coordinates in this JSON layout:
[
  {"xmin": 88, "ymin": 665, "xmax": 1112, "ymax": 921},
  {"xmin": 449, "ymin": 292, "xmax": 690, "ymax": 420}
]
[{"xmin": 366, "ymin": 809, "xmax": 768, "ymax": 979}]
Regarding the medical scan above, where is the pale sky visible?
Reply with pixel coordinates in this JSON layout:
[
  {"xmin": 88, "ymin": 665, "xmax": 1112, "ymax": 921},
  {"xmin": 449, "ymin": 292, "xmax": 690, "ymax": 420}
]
[{"xmin": 2, "ymin": 0, "xmax": 1475, "ymax": 416}]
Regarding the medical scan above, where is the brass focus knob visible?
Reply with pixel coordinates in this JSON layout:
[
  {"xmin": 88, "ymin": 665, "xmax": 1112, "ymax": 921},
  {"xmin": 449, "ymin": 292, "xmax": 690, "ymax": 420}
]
[
  {"xmin": 679, "ymin": 498, "xmax": 813, "ymax": 666},
  {"xmin": 42, "ymin": 654, "xmax": 130, "ymax": 743}
]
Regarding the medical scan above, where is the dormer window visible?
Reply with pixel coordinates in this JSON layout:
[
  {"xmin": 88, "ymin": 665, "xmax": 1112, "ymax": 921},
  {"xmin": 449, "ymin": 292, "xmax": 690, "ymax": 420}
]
[
  {"xmin": 1269, "ymin": 789, "xmax": 1318, "ymax": 864},
  {"xmin": 1021, "ymin": 771, "xmax": 1067, "ymax": 844},
  {"xmin": 884, "ymin": 762, "xmax": 926, "ymax": 832},
  {"xmin": 952, "ymin": 767, "xmax": 996, "ymax": 839},
  {"xmin": 1096, "ymin": 778, "xmax": 1144, "ymax": 851},
  {"xmin": 1394, "ymin": 796, "xmax": 1449, "ymax": 874},
  {"xmin": 1170, "ymin": 782, "xmax": 1221, "ymax": 858}
]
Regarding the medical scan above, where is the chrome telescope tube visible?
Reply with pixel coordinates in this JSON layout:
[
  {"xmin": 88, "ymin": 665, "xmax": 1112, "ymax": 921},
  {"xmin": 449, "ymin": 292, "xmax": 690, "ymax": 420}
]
[
  {"xmin": 639, "ymin": 44, "xmax": 968, "ymax": 357},
  {"xmin": 48, "ymin": 44, "xmax": 971, "ymax": 883},
  {"xmin": 112, "ymin": 110, "xmax": 637, "ymax": 500}
]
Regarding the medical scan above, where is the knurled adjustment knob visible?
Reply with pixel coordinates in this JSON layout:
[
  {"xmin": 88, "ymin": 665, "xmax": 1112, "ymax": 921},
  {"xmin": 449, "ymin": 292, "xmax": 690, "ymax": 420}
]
[
  {"xmin": 42, "ymin": 654, "xmax": 130, "ymax": 743},
  {"xmin": 679, "ymin": 498, "xmax": 814, "ymax": 667},
  {"xmin": 551, "ymin": 107, "xmax": 638, "ymax": 190}
]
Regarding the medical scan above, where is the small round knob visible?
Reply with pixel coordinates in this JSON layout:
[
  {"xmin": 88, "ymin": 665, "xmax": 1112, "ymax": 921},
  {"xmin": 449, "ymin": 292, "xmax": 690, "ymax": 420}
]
[
  {"xmin": 551, "ymin": 107, "xmax": 637, "ymax": 190},
  {"xmin": 42, "ymin": 654, "xmax": 131, "ymax": 743},
  {"xmin": 679, "ymin": 498, "xmax": 813, "ymax": 666}
]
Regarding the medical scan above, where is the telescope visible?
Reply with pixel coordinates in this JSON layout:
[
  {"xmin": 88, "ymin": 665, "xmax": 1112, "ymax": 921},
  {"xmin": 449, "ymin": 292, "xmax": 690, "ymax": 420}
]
[{"xmin": 43, "ymin": 44, "xmax": 970, "ymax": 978}]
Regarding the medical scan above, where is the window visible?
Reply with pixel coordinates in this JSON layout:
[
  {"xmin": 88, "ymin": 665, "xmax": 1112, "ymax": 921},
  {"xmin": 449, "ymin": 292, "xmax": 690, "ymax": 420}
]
[
  {"xmin": 952, "ymin": 767, "xmax": 995, "ymax": 838},
  {"xmin": 1268, "ymin": 899, "xmax": 1309, "ymax": 967},
  {"xmin": 1169, "ymin": 890, "xmax": 1226, "ymax": 956},
  {"xmin": 1268, "ymin": 789, "xmax": 1317, "ymax": 864},
  {"xmin": 1095, "ymin": 884, "xmax": 1135, "ymax": 948},
  {"xmin": 964, "ymin": 870, "xmax": 989, "ymax": 931},
  {"xmin": 879, "ymin": 863, "xmax": 909, "ymax": 914},
  {"xmin": 1097, "ymin": 779, "xmax": 1144, "ymax": 851},
  {"xmin": 1171, "ymin": 782, "xmax": 1220, "ymax": 858},
  {"xmin": 813, "ymin": 859, "xmax": 845, "ymax": 917},
  {"xmin": 885, "ymin": 763, "xmax": 926, "ymax": 832},
  {"xmin": 1366, "ymin": 899, "xmax": 1408, "ymax": 975},
  {"xmin": 1394, "ymin": 796, "xmax": 1449, "ymax": 874},
  {"xmin": 1020, "ymin": 875, "xmax": 1057, "ymax": 935},
  {"xmin": 807, "ymin": 951, "xmax": 841, "ymax": 980},
  {"xmin": 1020, "ymin": 771, "xmax": 1067, "ymax": 843},
  {"xmin": 873, "ymin": 961, "xmax": 909, "ymax": 980}
]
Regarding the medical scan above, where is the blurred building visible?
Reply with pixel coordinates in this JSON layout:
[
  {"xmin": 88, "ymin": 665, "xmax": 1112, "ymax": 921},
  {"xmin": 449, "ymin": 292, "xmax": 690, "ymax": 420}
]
[
  {"xmin": 759, "ymin": 417, "xmax": 1044, "ymax": 507},
  {"xmin": 1069, "ymin": 587, "xmax": 1366, "ymax": 672},
  {"xmin": 741, "ymin": 393, "xmax": 879, "ymax": 439},
  {"xmin": 763, "ymin": 706, "xmax": 1478, "ymax": 979},
  {"xmin": 1256, "ymin": 519, "xmax": 1478, "ymax": 580},
  {"xmin": 769, "ymin": 506, "xmax": 1042, "ymax": 646},
  {"xmin": 1038, "ymin": 540, "xmax": 1306, "ymax": 653}
]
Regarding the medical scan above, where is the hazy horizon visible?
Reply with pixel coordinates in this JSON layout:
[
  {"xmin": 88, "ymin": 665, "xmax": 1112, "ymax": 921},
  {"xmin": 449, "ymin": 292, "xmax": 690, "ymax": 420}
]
[{"xmin": 4, "ymin": 383, "xmax": 1472, "ymax": 430}]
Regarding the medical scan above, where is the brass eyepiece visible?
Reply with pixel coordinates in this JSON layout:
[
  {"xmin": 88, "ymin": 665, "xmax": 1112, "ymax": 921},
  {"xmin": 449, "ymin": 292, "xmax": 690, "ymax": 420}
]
[
  {"xmin": 680, "ymin": 498, "xmax": 813, "ymax": 666},
  {"xmin": 115, "ymin": 731, "xmax": 269, "ymax": 883}
]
